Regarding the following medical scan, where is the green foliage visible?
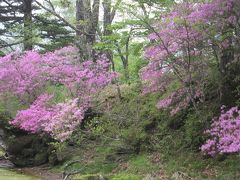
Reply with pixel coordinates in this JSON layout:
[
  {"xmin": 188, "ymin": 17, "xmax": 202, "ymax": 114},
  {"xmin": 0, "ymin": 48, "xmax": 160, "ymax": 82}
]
[
  {"xmin": 46, "ymin": 82, "xmax": 240, "ymax": 179},
  {"xmin": 46, "ymin": 84, "xmax": 68, "ymax": 103},
  {"xmin": 184, "ymin": 110, "xmax": 213, "ymax": 149},
  {"xmin": 0, "ymin": 51, "xmax": 5, "ymax": 57},
  {"xmin": 110, "ymin": 174, "xmax": 141, "ymax": 180},
  {"xmin": 114, "ymin": 54, "xmax": 147, "ymax": 83},
  {"xmin": 0, "ymin": 94, "xmax": 27, "ymax": 117},
  {"xmin": 35, "ymin": 15, "xmax": 74, "ymax": 52},
  {"xmin": 135, "ymin": 0, "xmax": 174, "ymax": 6},
  {"xmin": 48, "ymin": 141, "xmax": 67, "ymax": 161},
  {"xmin": 0, "ymin": 149, "xmax": 4, "ymax": 157},
  {"xmin": 126, "ymin": 154, "xmax": 159, "ymax": 174}
]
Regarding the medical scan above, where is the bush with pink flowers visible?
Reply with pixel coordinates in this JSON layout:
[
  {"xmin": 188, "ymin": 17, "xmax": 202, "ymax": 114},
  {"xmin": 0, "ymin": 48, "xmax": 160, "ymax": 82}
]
[
  {"xmin": 0, "ymin": 46, "xmax": 117, "ymax": 141},
  {"xmin": 201, "ymin": 106, "xmax": 240, "ymax": 156}
]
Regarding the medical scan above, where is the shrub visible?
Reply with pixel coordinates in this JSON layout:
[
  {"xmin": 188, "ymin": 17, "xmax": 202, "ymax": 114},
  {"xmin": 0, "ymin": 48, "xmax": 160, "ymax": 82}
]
[{"xmin": 201, "ymin": 106, "xmax": 240, "ymax": 156}]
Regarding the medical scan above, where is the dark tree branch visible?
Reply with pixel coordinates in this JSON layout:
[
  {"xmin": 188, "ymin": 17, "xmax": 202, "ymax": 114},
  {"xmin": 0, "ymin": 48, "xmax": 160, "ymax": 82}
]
[
  {"xmin": 0, "ymin": 40, "xmax": 23, "ymax": 49},
  {"xmin": 110, "ymin": 0, "xmax": 122, "ymax": 23},
  {"xmin": 35, "ymin": 0, "xmax": 80, "ymax": 34}
]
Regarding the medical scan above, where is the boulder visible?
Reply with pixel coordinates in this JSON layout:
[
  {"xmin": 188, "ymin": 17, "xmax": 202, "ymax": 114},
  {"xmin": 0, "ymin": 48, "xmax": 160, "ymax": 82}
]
[{"xmin": 6, "ymin": 134, "xmax": 51, "ymax": 167}]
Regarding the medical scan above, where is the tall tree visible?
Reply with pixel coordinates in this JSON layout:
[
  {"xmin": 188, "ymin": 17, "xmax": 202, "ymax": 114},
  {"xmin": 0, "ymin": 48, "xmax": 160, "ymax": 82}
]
[
  {"xmin": 76, "ymin": 0, "xmax": 100, "ymax": 61},
  {"xmin": 35, "ymin": 0, "xmax": 101, "ymax": 60},
  {"xmin": 0, "ymin": 0, "xmax": 34, "ymax": 50},
  {"xmin": 102, "ymin": 0, "xmax": 121, "ymax": 69},
  {"xmin": 23, "ymin": 0, "xmax": 33, "ymax": 50},
  {"xmin": 0, "ymin": 0, "xmax": 25, "ymax": 51},
  {"xmin": 0, "ymin": 0, "xmax": 74, "ymax": 52}
]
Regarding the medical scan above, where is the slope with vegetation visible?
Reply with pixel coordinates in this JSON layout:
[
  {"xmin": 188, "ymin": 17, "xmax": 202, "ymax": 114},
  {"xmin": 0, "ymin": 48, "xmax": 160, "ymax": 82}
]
[{"xmin": 0, "ymin": 0, "xmax": 240, "ymax": 179}]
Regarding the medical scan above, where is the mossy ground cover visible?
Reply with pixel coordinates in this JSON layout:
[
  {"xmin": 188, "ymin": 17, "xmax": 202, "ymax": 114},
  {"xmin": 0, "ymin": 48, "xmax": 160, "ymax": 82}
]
[
  {"xmin": 0, "ymin": 149, "xmax": 4, "ymax": 157},
  {"xmin": 49, "ymin": 84, "xmax": 240, "ymax": 179},
  {"xmin": 0, "ymin": 168, "xmax": 40, "ymax": 180},
  {"xmin": 58, "ymin": 144, "xmax": 240, "ymax": 179},
  {"xmin": 1, "ymin": 80, "xmax": 240, "ymax": 179}
]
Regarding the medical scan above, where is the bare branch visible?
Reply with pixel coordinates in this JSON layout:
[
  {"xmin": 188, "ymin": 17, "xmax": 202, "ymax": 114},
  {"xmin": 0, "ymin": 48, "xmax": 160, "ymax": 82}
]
[
  {"xmin": 110, "ymin": 0, "xmax": 122, "ymax": 23},
  {"xmin": 0, "ymin": 40, "xmax": 23, "ymax": 49},
  {"xmin": 34, "ymin": 0, "xmax": 80, "ymax": 34}
]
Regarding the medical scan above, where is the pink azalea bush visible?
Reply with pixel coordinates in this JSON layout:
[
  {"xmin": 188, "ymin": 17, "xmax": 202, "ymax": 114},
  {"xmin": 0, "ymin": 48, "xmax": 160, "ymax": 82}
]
[
  {"xmin": 43, "ymin": 98, "xmax": 87, "ymax": 141},
  {"xmin": 141, "ymin": 0, "xmax": 240, "ymax": 156},
  {"xmin": 0, "ymin": 46, "xmax": 116, "ymax": 100},
  {"xmin": 0, "ymin": 46, "xmax": 117, "ymax": 141},
  {"xmin": 10, "ymin": 94, "xmax": 54, "ymax": 133},
  {"xmin": 141, "ymin": 3, "xmax": 206, "ymax": 114},
  {"xmin": 141, "ymin": 0, "xmax": 240, "ymax": 114},
  {"xmin": 11, "ymin": 95, "xmax": 87, "ymax": 142},
  {"xmin": 0, "ymin": 51, "xmax": 46, "ymax": 100},
  {"xmin": 201, "ymin": 106, "xmax": 240, "ymax": 156},
  {"xmin": 43, "ymin": 47, "xmax": 116, "ymax": 96}
]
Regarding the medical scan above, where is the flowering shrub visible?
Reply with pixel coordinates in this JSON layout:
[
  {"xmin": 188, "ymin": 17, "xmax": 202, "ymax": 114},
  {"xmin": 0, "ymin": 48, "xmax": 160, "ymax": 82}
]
[
  {"xmin": 0, "ymin": 51, "xmax": 46, "ymax": 100},
  {"xmin": 0, "ymin": 46, "xmax": 117, "ymax": 101},
  {"xmin": 201, "ymin": 106, "xmax": 240, "ymax": 156},
  {"xmin": 43, "ymin": 55, "xmax": 116, "ymax": 100},
  {"xmin": 11, "ymin": 95, "xmax": 87, "ymax": 141},
  {"xmin": 0, "ymin": 46, "xmax": 117, "ymax": 141},
  {"xmin": 141, "ymin": 0, "xmax": 240, "ymax": 114},
  {"xmin": 43, "ymin": 98, "xmax": 87, "ymax": 141},
  {"xmin": 141, "ymin": 3, "xmax": 206, "ymax": 114},
  {"xmin": 10, "ymin": 94, "xmax": 54, "ymax": 133}
]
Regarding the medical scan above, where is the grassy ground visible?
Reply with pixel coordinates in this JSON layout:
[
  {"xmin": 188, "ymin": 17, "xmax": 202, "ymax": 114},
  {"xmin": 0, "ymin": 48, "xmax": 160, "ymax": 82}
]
[
  {"xmin": 0, "ymin": 168, "xmax": 40, "ymax": 180},
  {"xmin": 46, "ymin": 83, "xmax": 240, "ymax": 180},
  {"xmin": 51, "ymin": 141, "xmax": 240, "ymax": 179},
  {"xmin": 1, "ymin": 55, "xmax": 239, "ymax": 179}
]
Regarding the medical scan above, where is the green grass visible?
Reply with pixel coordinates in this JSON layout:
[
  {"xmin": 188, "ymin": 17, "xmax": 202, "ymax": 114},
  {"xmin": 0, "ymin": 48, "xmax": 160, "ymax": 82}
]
[
  {"xmin": 126, "ymin": 154, "xmax": 159, "ymax": 175},
  {"xmin": 0, "ymin": 169, "xmax": 40, "ymax": 180},
  {"xmin": 110, "ymin": 174, "xmax": 142, "ymax": 180},
  {"xmin": 113, "ymin": 54, "xmax": 147, "ymax": 83},
  {"xmin": 0, "ymin": 149, "xmax": 5, "ymax": 157},
  {"xmin": 0, "ymin": 94, "xmax": 27, "ymax": 117}
]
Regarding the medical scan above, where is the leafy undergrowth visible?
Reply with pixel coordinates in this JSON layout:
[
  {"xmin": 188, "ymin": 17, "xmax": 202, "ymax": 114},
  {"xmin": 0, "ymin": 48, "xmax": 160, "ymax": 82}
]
[
  {"xmin": 48, "ymin": 84, "xmax": 240, "ymax": 179},
  {"xmin": 0, "ymin": 149, "xmax": 4, "ymax": 157},
  {"xmin": 53, "ymin": 143, "xmax": 240, "ymax": 179}
]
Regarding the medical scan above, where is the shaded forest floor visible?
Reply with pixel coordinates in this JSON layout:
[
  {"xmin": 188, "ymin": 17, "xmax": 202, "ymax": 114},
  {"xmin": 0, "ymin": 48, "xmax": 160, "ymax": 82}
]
[
  {"xmin": 1, "ymin": 84, "xmax": 240, "ymax": 180},
  {"xmin": 47, "ymin": 84, "xmax": 240, "ymax": 179},
  {"xmin": 49, "ymin": 140, "xmax": 240, "ymax": 180}
]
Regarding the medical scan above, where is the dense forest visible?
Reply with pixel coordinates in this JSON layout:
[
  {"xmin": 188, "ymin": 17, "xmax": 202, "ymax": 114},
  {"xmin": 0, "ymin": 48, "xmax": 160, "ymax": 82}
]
[{"xmin": 0, "ymin": 0, "xmax": 240, "ymax": 179}]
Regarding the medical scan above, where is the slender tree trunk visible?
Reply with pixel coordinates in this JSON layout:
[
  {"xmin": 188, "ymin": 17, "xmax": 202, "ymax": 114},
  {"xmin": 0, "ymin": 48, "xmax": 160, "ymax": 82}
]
[
  {"xmin": 103, "ymin": 0, "xmax": 114, "ymax": 66},
  {"xmin": 219, "ymin": 37, "xmax": 235, "ymax": 106},
  {"xmin": 102, "ymin": 0, "xmax": 123, "ymax": 99},
  {"xmin": 23, "ymin": 0, "xmax": 33, "ymax": 50},
  {"xmin": 76, "ymin": 0, "xmax": 100, "ymax": 61}
]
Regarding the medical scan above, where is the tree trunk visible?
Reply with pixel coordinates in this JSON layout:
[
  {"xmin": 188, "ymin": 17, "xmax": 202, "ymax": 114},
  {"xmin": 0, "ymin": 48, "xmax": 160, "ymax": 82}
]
[
  {"xmin": 219, "ymin": 38, "xmax": 235, "ymax": 106},
  {"xmin": 76, "ymin": 0, "xmax": 100, "ymax": 61},
  {"xmin": 23, "ymin": 0, "xmax": 33, "ymax": 50},
  {"xmin": 103, "ymin": 0, "xmax": 114, "ymax": 64}
]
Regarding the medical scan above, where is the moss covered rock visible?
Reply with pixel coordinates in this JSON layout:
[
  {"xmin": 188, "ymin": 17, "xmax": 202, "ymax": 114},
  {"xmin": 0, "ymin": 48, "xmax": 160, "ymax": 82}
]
[{"xmin": 6, "ymin": 134, "xmax": 51, "ymax": 167}]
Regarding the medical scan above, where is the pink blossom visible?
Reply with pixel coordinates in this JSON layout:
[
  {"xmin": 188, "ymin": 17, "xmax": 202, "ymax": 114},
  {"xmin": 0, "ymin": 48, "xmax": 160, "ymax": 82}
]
[
  {"xmin": 0, "ymin": 46, "xmax": 117, "ymax": 141},
  {"xmin": 201, "ymin": 107, "xmax": 240, "ymax": 156}
]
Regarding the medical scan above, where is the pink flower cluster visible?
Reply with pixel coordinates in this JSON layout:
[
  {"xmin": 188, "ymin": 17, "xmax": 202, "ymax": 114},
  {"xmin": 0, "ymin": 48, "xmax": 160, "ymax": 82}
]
[
  {"xmin": 156, "ymin": 89, "xmax": 192, "ymax": 115},
  {"xmin": 11, "ymin": 94, "xmax": 87, "ymax": 141},
  {"xmin": 10, "ymin": 94, "xmax": 54, "ymax": 133},
  {"xmin": 0, "ymin": 51, "xmax": 46, "ymax": 99},
  {"xmin": 201, "ymin": 106, "xmax": 240, "ymax": 156},
  {"xmin": 0, "ymin": 46, "xmax": 117, "ymax": 101},
  {"xmin": 44, "ymin": 98, "xmax": 86, "ymax": 141},
  {"xmin": 43, "ymin": 50, "xmax": 117, "ymax": 97},
  {"xmin": 141, "ymin": 0, "xmax": 240, "ymax": 115},
  {"xmin": 0, "ymin": 46, "xmax": 117, "ymax": 141}
]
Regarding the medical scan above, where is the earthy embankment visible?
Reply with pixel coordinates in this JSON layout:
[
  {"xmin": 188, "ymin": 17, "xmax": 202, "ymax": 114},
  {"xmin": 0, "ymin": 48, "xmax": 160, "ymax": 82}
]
[
  {"xmin": 19, "ymin": 166, "xmax": 62, "ymax": 180},
  {"xmin": 0, "ymin": 159, "xmax": 62, "ymax": 180}
]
